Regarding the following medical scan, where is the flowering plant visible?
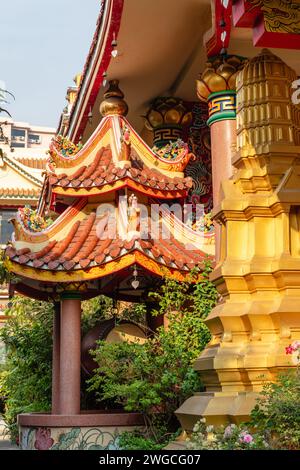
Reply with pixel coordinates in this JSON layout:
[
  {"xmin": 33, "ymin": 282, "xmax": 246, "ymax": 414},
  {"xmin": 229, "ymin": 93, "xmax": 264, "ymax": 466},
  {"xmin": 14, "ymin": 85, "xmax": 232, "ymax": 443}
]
[
  {"xmin": 285, "ymin": 340, "xmax": 300, "ymax": 365},
  {"xmin": 18, "ymin": 206, "xmax": 53, "ymax": 232},
  {"xmin": 187, "ymin": 418, "xmax": 269, "ymax": 450}
]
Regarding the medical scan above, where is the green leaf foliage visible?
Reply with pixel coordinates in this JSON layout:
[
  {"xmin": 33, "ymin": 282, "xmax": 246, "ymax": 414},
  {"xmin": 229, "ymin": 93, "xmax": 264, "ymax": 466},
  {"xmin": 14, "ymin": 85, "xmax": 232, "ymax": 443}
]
[
  {"xmin": 0, "ymin": 294, "xmax": 148, "ymax": 441},
  {"xmin": 0, "ymin": 296, "xmax": 53, "ymax": 440},
  {"xmin": 250, "ymin": 370, "xmax": 300, "ymax": 449},
  {"xmin": 88, "ymin": 262, "xmax": 218, "ymax": 443},
  {"xmin": 118, "ymin": 431, "xmax": 166, "ymax": 450}
]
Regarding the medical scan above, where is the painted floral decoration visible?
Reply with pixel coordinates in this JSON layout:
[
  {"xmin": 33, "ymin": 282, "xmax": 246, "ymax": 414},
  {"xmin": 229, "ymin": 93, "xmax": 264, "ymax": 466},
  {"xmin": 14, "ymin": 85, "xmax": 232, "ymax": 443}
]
[
  {"xmin": 50, "ymin": 134, "xmax": 82, "ymax": 158},
  {"xmin": 121, "ymin": 124, "xmax": 130, "ymax": 145},
  {"xmin": 153, "ymin": 138, "xmax": 188, "ymax": 161},
  {"xmin": 192, "ymin": 211, "xmax": 214, "ymax": 234},
  {"xmin": 34, "ymin": 427, "xmax": 54, "ymax": 451},
  {"xmin": 18, "ymin": 206, "xmax": 53, "ymax": 232}
]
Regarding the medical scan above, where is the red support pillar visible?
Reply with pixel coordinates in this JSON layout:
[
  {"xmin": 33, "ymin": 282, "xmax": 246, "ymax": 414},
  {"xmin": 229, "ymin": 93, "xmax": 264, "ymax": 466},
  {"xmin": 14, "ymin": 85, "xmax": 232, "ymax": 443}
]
[
  {"xmin": 51, "ymin": 302, "xmax": 60, "ymax": 414},
  {"xmin": 206, "ymin": 90, "xmax": 237, "ymax": 263},
  {"xmin": 210, "ymin": 119, "xmax": 236, "ymax": 208},
  {"xmin": 59, "ymin": 293, "xmax": 81, "ymax": 415}
]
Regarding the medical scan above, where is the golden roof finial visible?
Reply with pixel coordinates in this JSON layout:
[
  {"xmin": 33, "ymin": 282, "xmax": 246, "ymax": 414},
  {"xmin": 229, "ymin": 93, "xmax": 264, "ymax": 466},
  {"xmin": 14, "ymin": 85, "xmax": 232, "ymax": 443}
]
[
  {"xmin": 196, "ymin": 55, "xmax": 247, "ymax": 102},
  {"xmin": 100, "ymin": 80, "xmax": 128, "ymax": 117}
]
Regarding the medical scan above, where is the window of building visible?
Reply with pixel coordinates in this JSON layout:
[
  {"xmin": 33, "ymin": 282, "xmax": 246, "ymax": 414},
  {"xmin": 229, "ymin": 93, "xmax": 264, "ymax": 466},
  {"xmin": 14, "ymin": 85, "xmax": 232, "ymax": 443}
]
[
  {"xmin": 11, "ymin": 142, "xmax": 25, "ymax": 148},
  {"xmin": 0, "ymin": 210, "xmax": 16, "ymax": 245},
  {"xmin": 11, "ymin": 128, "xmax": 26, "ymax": 147},
  {"xmin": 28, "ymin": 133, "xmax": 41, "ymax": 144},
  {"xmin": 11, "ymin": 128, "xmax": 25, "ymax": 139}
]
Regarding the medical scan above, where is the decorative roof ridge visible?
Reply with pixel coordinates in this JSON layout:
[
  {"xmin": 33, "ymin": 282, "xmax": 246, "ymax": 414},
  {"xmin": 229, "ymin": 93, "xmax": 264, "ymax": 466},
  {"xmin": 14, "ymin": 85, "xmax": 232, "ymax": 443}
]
[
  {"xmin": 2, "ymin": 152, "xmax": 43, "ymax": 187},
  {"xmin": 121, "ymin": 116, "xmax": 194, "ymax": 172},
  {"xmin": 48, "ymin": 114, "xmax": 192, "ymax": 178},
  {"xmin": 13, "ymin": 155, "xmax": 47, "ymax": 170},
  {"xmin": 12, "ymin": 197, "xmax": 87, "ymax": 243},
  {"xmin": 0, "ymin": 187, "xmax": 40, "ymax": 200},
  {"xmin": 159, "ymin": 205, "xmax": 214, "ymax": 241},
  {"xmin": 47, "ymin": 116, "xmax": 112, "ymax": 170}
]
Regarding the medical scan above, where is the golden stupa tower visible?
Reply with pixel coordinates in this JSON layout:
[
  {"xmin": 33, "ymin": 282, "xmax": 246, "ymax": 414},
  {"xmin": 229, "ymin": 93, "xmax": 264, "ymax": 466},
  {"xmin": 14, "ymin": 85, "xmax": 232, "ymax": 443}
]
[{"xmin": 177, "ymin": 49, "xmax": 300, "ymax": 428}]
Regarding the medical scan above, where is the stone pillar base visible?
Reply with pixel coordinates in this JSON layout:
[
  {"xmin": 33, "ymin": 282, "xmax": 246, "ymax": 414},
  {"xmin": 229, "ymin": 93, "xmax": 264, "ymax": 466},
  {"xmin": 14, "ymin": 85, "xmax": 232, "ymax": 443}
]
[
  {"xmin": 175, "ymin": 391, "xmax": 259, "ymax": 431},
  {"xmin": 18, "ymin": 412, "xmax": 144, "ymax": 450}
]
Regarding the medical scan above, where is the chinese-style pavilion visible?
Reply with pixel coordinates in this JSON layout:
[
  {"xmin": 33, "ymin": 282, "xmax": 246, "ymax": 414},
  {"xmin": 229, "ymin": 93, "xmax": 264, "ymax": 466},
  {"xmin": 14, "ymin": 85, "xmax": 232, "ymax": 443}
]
[{"xmin": 6, "ymin": 80, "xmax": 212, "ymax": 425}]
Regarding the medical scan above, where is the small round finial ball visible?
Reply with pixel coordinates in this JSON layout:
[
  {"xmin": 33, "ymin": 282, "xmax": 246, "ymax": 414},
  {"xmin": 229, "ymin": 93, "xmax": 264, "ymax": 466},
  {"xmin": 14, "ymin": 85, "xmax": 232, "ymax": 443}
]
[{"xmin": 100, "ymin": 79, "xmax": 128, "ymax": 117}]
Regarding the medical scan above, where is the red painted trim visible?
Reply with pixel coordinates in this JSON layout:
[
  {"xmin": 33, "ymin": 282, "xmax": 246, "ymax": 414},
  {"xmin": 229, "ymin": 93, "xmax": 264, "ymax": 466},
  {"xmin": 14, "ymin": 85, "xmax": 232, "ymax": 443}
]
[
  {"xmin": 254, "ymin": 15, "xmax": 300, "ymax": 49},
  {"xmin": 18, "ymin": 412, "xmax": 145, "ymax": 427},
  {"xmin": 232, "ymin": 0, "xmax": 261, "ymax": 28},
  {"xmin": 205, "ymin": 0, "xmax": 232, "ymax": 57},
  {"xmin": 68, "ymin": 0, "xmax": 124, "ymax": 143},
  {"xmin": 233, "ymin": 0, "xmax": 300, "ymax": 50}
]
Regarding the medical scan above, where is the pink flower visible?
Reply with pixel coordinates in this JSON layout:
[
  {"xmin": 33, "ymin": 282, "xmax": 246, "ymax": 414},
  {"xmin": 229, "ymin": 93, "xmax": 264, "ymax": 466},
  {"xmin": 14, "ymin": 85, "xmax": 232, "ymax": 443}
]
[
  {"xmin": 224, "ymin": 424, "xmax": 236, "ymax": 438},
  {"xmin": 286, "ymin": 340, "xmax": 300, "ymax": 355},
  {"xmin": 34, "ymin": 427, "xmax": 54, "ymax": 451},
  {"xmin": 240, "ymin": 433, "xmax": 253, "ymax": 444},
  {"xmin": 291, "ymin": 340, "xmax": 300, "ymax": 351}
]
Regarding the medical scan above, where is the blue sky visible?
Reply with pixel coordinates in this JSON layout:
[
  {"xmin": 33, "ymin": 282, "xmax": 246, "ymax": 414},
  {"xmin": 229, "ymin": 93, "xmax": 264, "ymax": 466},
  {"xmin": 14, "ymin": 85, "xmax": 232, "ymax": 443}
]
[{"xmin": 0, "ymin": 0, "xmax": 100, "ymax": 128}]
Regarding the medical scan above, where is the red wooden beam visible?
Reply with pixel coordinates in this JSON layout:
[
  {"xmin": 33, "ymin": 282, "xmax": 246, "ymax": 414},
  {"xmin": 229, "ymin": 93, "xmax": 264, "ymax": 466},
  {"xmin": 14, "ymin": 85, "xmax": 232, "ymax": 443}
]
[{"xmin": 232, "ymin": 0, "xmax": 300, "ymax": 50}]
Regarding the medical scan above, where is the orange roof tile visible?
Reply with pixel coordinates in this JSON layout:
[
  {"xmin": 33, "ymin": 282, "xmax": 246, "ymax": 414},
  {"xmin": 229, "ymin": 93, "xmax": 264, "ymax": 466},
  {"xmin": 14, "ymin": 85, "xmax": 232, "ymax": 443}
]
[
  {"xmin": 6, "ymin": 211, "xmax": 207, "ymax": 273},
  {"xmin": 0, "ymin": 187, "xmax": 41, "ymax": 198},
  {"xmin": 49, "ymin": 146, "xmax": 193, "ymax": 196}
]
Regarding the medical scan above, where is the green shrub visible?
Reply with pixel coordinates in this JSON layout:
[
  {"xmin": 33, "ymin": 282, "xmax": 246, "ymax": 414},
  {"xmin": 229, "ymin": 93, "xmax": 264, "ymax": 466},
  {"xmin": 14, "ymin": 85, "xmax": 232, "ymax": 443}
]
[
  {"xmin": 188, "ymin": 370, "xmax": 300, "ymax": 450},
  {"xmin": 118, "ymin": 431, "xmax": 165, "ymax": 450},
  {"xmin": 0, "ymin": 296, "xmax": 53, "ymax": 440},
  {"xmin": 250, "ymin": 370, "xmax": 300, "ymax": 450},
  {"xmin": 150, "ymin": 262, "xmax": 216, "ymax": 362},
  {"xmin": 81, "ymin": 295, "xmax": 114, "ymax": 333},
  {"xmin": 0, "ymin": 294, "xmax": 123, "ymax": 440},
  {"xmin": 88, "ymin": 332, "xmax": 202, "ymax": 430},
  {"xmin": 81, "ymin": 297, "xmax": 147, "ymax": 334},
  {"xmin": 88, "ymin": 262, "xmax": 218, "ymax": 444},
  {"xmin": 187, "ymin": 419, "xmax": 269, "ymax": 450}
]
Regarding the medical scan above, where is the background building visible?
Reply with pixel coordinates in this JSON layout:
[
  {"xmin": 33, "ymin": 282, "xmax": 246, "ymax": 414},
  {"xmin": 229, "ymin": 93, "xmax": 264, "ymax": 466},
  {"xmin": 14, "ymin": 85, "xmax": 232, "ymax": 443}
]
[{"xmin": 0, "ymin": 117, "xmax": 55, "ymax": 323}]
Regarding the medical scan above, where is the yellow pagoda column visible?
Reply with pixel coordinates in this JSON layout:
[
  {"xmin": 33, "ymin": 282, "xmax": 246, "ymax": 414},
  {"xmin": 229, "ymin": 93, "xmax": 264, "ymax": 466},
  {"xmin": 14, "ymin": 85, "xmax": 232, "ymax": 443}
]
[
  {"xmin": 196, "ymin": 55, "xmax": 246, "ymax": 261},
  {"xmin": 176, "ymin": 49, "xmax": 300, "ymax": 429}
]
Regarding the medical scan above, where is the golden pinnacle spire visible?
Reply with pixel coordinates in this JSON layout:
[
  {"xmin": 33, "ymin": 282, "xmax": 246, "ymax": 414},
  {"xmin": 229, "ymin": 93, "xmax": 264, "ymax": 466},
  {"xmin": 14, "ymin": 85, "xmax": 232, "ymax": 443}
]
[
  {"xmin": 196, "ymin": 55, "xmax": 246, "ymax": 102},
  {"xmin": 100, "ymin": 79, "xmax": 128, "ymax": 117}
]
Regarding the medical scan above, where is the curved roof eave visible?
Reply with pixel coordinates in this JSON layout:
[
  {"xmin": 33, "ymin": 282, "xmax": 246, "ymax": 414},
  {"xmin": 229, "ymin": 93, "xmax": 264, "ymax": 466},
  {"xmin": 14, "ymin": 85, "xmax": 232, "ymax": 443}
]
[{"xmin": 67, "ymin": 0, "xmax": 124, "ymax": 143}]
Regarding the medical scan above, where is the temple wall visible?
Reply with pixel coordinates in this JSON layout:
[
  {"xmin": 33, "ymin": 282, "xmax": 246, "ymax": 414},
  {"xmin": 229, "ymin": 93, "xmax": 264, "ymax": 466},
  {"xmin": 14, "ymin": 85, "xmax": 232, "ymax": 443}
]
[{"xmin": 20, "ymin": 424, "xmax": 143, "ymax": 450}]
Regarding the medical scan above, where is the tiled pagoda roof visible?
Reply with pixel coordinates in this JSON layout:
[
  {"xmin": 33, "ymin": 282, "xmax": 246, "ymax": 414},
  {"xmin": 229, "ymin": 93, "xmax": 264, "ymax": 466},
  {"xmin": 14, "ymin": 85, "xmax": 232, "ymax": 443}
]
[
  {"xmin": 46, "ymin": 115, "xmax": 194, "ymax": 200},
  {"xmin": 0, "ymin": 187, "xmax": 40, "ymax": 199},
  {"xmin": 5, "ymin": 108, "xmax": 214, "ymax": 298},
  {"xmin": 0, "ymin": 152, "xmax": 43, "ymax": 205},
  {"xmin": 6, "ymin": 208, "xmax": 206, "ymax": 277},
  {"xmin": 49, "ymin": 146, "xmax": 193, "ymax": 197}
]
